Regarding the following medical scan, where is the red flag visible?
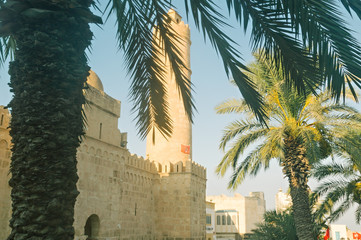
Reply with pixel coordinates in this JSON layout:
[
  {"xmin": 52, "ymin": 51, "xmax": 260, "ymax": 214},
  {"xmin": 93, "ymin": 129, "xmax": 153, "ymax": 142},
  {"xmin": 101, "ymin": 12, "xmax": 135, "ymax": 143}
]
[
  {"xmin": 324, "ymin": 228, "xmax": 330, "ymax": 240},
  {"xmin": 353, "ymin": 232, "xmax": 361, "ymax": 239},
  {"xmin": 181, "ymin": 144, "xmax": 190, "ymax": 154}
]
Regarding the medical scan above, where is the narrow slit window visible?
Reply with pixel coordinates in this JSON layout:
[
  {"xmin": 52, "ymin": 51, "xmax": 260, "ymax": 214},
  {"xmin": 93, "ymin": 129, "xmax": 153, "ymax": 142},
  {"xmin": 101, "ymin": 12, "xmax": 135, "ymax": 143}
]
[
  {"xmin": 99, "ymin": 123, "xmax": 102, "ymax": 139},
  {"xmin": 0, "ymin": 114, "xmax": 3, "ymax": 126}
]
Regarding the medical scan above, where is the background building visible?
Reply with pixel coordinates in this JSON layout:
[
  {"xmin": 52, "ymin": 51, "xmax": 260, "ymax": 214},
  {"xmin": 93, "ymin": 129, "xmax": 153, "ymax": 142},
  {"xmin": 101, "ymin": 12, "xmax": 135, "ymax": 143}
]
[
  {"xmin": 329, "ymin": 224, "xmax": 355, "ymax": 240},
  {"xmin": 275, "ymin": 188, "xmax": 292, "ymax": 213},
  {"xmin": 206, "ymin": 201, "xmax": 216, "ymax": 240},
  {"xmin": 207, "ymin": 193, "xmax": 266, "ymax": 240}
]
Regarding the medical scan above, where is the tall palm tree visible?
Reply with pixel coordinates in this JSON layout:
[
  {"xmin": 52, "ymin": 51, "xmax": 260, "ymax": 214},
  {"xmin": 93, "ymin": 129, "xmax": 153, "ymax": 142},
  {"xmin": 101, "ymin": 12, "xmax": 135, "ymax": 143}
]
[
  {"xmin": 0, "ymin": 0, "xmax": 361, "ymax": 239},
  {"xmin": 312, "ymin": 152, "xmax": 361, "ymax": 223},
  {"xmin": 216, "ymin": 55, "xmax": 361, "ymax": 240}
]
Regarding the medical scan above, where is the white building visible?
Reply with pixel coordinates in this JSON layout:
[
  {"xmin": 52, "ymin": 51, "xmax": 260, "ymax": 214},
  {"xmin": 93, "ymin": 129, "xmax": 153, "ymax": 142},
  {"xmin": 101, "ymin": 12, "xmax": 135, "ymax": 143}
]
[
  {"xmin": 275, "ymin": 188, "xmax": 292, "ymax": 213},
  {"xmin": 206, "ymin": 201, "xmax": 216, "ymax": 240},
  {"xmin": 329, "ymin": 224, "xmax": 354, "ymax": 240},
  {"xmin": 207, "ymin": 192, "xmax": 266, "ymax": 240}
]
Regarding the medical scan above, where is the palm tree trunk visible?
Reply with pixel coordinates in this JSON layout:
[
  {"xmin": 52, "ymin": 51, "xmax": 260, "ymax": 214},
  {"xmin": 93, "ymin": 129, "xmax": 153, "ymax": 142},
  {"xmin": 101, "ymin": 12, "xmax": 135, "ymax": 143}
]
[
  {"xmin": 5, "ymin": 2, "xmax": 93, "ymax": 239},
  {"xmin": 282, "ymin": 134, "xmax": 316, "ymax": 240}
]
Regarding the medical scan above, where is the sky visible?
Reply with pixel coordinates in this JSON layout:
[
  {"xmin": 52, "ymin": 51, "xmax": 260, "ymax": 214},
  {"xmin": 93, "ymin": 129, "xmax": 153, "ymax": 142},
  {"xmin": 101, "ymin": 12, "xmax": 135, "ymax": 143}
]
[{"xmin": 0, "ymin": 2, "xmax": 360, "ymax": 231}]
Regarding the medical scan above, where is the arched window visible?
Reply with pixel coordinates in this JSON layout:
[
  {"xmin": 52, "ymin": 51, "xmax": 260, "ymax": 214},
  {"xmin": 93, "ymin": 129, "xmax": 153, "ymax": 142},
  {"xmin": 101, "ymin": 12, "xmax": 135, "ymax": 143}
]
[{"xmin": 84, "ymin": 214, "xmax": 100, "ymax": 240}]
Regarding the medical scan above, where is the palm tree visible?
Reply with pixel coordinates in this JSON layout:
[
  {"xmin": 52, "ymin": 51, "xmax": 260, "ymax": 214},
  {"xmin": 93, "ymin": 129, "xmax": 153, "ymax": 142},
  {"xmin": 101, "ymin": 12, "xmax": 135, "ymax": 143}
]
[
  {"xmin": 216, "ymin": 55, "xmax": 361, "ymax": 240},
  {"xmin": 249, "ymin": 209, "xmax": 325, "ymax": 240},
  {"xmin": 312, "ymin": 152, "xmax": 361, "ymax": 223},
  {"xmin": 0, "ymin": 0, "xmax": 361, "ymax": 239},
  {"xmin": 249, "ymin": 210, "xmax": 299, "ymax": 240}
]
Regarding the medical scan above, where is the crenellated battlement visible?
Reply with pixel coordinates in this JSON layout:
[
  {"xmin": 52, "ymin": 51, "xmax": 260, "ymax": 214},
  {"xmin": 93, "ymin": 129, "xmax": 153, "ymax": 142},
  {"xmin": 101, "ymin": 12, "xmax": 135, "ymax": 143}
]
[
  {"xmin": 127, "ymin": 153, "xmax": 158, "ymax": 173},
  {"xmin": 187, "ymin": 160, "xmax": 207, "ymax": 179},
  {"xmin": 151, "ymin": 159, "xmax": 206, "ymax": 179}
]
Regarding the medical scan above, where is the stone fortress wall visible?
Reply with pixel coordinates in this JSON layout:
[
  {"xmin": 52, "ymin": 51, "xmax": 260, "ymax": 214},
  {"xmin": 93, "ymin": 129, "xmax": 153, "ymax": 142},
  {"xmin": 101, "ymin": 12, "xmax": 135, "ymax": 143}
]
[
  {"xmin": 0, "ymin": 106, "xmax": 11, "ymax": 240},
  {"xmin": 0, "ymin": 83, "xmax": 207, "ymax": 240}
]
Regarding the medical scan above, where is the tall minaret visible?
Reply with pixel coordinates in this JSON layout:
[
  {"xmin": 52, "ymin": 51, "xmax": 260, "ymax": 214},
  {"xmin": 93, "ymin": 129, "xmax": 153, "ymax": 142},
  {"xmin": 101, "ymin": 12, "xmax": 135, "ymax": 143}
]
[{"xmin": 146, "ymin": 9, "xmax": 192, "ymax": 165}]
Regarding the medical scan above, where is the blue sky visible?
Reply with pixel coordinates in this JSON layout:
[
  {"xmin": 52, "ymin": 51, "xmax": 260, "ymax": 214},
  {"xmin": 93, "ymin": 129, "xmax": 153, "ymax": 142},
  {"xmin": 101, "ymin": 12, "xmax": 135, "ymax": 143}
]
[{"xmin": 0, "ymin": 2, "xmax": 360, "ymax": 231}]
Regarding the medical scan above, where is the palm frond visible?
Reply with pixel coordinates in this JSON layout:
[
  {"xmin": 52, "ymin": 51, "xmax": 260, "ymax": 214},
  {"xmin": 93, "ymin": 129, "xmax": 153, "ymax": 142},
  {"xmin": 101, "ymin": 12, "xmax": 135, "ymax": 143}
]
[
  {"xmin": 215, "ymin": 98, "xmax": 249, "ymax": 115},
  {"xmin": 356, "ymin": 204, "xmax": 361, "ymax": 223},
  {"xmin": 228, "ymin": 0, "xmax": 361, "ymax": 102},
  {"xmin": 108, "ymin": 0, "xmax": 194, "ymax": 139},
  {"xmin": 184, "ymin": 0, "xmax": 267, "ymax": 123},
  {"xmin": 331, "ymin": 135, "xmax": 361, "ymax": 169},
  {"xmin": 0, "ymin": 36, "xmax": 15, "ymax": 67},
  {"xmin": 341, "ymin": 0, "xmax": 361, "ymax": 19},
  {"xmin": 312, "ymin": 163, "xmax": 354, "ymax": 180},
  {"xmin": 219, "ymin": 119, "xmax": 263, "ymax": 150},
  {"xmin": 227, "ymin": 0, "xmax": 322, "ymax": 94},
  {"xmin": 219, "ymin": 127, "xmax": 283, "ymax": 189},
  {"xmin": 227, "ymin": 143, "xmax": 271, "ymax": 189},
  {"xmin": 313, "ymin": 160, "xmax": 361, "ymax": 223},
  {"xmin": 2, "ymin": 36, "xmax": 15, "ymax": 61},
  {"xmin": 152, "ymin": 1, "xmax": 195, "ymax": 123},
  {"xmin": 328, "ymin": 198, "xmax": 353, "ymax": 222},
  {"xmin": 217, "ymin": 127, "xmax": 268, "ymax": 176},
  {"xmin": 293, "ymin": 0, "xmax": 361, "ymax": 101}
]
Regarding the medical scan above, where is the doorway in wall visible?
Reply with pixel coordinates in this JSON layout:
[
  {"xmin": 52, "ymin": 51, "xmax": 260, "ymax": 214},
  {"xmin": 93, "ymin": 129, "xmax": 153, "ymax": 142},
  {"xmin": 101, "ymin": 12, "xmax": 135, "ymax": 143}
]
[{"xmin": 84, "ymin": 214, "xmax": 100, "ymax": 240}]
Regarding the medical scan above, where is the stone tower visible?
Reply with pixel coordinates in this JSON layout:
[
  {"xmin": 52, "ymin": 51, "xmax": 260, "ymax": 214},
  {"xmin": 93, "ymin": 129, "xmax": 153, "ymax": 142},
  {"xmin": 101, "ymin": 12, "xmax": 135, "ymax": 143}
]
[
  {"xmin": 146, "ymin": 9, "xmax": 192, "ymax": 165},
  {"xmin": 146, "ymin": 10, "xmax": 207, "ymax": 240}
]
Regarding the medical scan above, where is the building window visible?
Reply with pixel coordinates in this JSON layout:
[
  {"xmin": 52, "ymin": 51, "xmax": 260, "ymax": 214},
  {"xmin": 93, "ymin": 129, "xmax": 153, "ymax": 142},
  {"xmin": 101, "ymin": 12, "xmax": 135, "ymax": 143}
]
[
  {"xmin": 227, "ymin": 215, "xmax": 231, "ymax": 225},
  {"xmin": 217, "ymin": 215, "xmax": 220, "ymax": 225},
  {"xmin": 222, "ymin": 215, "xmax": 226, "ymax": 225},
  {"xmin": 0, "ymin": 114, "xmax": 3, "ymax": 126},
  {"xmin": 99, "ymin": 123, "xmax": 102, "ymax": 139},
  {"xmin": 335, "ymin": 231, "xmax": 340, "ymax": 240},
  {"xmin": 206, "ymin": 215, "xmax": 211, "ymax": 225}
]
